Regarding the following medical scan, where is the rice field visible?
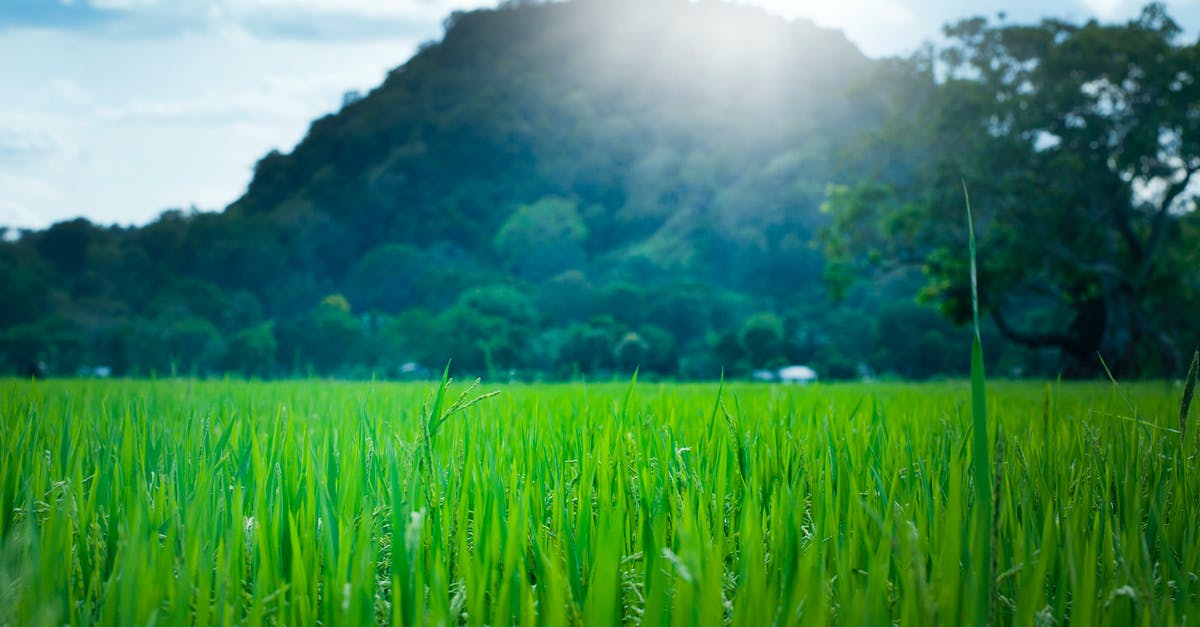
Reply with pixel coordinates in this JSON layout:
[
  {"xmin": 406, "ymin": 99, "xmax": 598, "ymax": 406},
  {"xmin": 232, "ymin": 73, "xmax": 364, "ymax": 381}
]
[{"xmin": 1, "ymin": 376, "xmax": 1198, "ymax": 626}]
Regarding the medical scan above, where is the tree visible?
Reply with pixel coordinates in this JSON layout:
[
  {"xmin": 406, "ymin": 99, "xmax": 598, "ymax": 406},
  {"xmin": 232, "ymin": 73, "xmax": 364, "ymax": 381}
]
[
  {"xmin": 870, "ymin": 302, "xmax": 967, "ymax": 379},
  {"xmin": 159, "ymin": 316, "xmax": 225, "ymax": 376},
  {"xmin": 493, "ymin": 197, "xmax": 588, "ymax": 281},
  {"xmin": 434, "ymin": 285, "xmax": 539, "ymax": 374},
  {"xmin": 343, "ymin": 244, "xmax": 423, "ymax": 313},
  {"xmin": 0, "ymin": 317, "xmax": 87, "ymax": 375},
  {"xmin": 594, "ymin": 283, "xmax": 650, "ymax": 328},
  {"xmin": 345, "ymin": 242, "xmax": 491, "ymax": 314},
  {"xmin": 739, "ymin": 312, "xmax": 785, "ymax": 368},
  {"xmin": 29, "ymin": 218, "xmax": 98, "ymax": 276},
  {"xmin": 823, "ymin": 5, "xmax": 1200, "ymax": 376},
  {"xmin": 0, "ymin": 244, "xmax": 52, "ymax": 327},
  {"xmin": 634, "ymin": 324, "xmax": 678, "ymax": 374},
  {"xmin": 557, "ymin": 320, "xmax": 616, "ymax": 374},
  {"xmin": 372, "ymin": 309, "xmax": 440, "ymax": 372},
  {"xmin": 537, "ymin": 270, "xmax": 595, "ymax": 324},
  {"xmin": 276, "ymin": 295, "xmax": 366, "ymax": 375},
  {"xmin": 613, "ymin": 332, "xmax": 649, "ymax": 373},
  {"xmin": 223, "ymin": 323, "xmax": 277, "ymax": 378}
]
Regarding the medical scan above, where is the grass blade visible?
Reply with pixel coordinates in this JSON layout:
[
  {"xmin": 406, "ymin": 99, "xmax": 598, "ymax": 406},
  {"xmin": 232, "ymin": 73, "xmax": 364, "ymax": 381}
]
[
  {"xmin": 964, "ymin": 181, "xmax": 992, "ymax": 626},
  {"xmin": 1182, "ymin": 349, "xmax": 1198, "ymax": 442}
]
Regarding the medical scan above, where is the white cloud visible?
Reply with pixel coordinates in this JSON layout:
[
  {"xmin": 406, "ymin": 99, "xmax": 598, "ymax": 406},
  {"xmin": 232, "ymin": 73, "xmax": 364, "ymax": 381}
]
[
  {"xmin": 738, "ymin": 0, "xmax": 929, "ymax": 56},
  {"xmin": 0, "ymin": 23, "xmax": 420, "ymax": 227},
  {"xmin": 0, "ymin": 129, "xmax": 73, "ymax": 164},
  {"xmin": 88, "ymin": 0, "xmax": 160, "ymax": 9},
  {"xmin": 745, "ymin": 0, "xmax": 919, "ymax": 29},
  {"xmin": 62, "ymin": 0, "xmax": 493, "ymax": 41},
  {"xmin": 0, "ymin": 171, "xmax": 61, "ymax": 229},
  {"xmin": 1078, "ymin": 0, "xmax": 1127, "ymax": 18},
  {"xmin": 42, "ymin": 79, "xmax": 94, "ymax": 108},
  {"xmin": 0, "ymin": 201, "xmax": 43, "ymax": 230},
  {"xmin": 223, "ymin": 0, "xmax": 451, "ymax": 19}
]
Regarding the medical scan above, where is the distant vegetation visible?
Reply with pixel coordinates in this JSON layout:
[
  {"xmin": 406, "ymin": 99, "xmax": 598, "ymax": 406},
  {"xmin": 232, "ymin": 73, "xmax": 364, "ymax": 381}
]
[{"xmin": 1, "ymin": 0, "xmax": 1196, "ymax": 380}]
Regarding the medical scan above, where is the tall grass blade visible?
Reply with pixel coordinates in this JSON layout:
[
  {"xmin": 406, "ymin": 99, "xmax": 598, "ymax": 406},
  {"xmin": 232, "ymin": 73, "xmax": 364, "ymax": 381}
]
[
  {"xmin": 1182, "ymin": 350, "xmax": 1198, "ymax": 442},
  {"xmin": 964, "ymin": 181, "xmax": 992, "ymax": 626}
]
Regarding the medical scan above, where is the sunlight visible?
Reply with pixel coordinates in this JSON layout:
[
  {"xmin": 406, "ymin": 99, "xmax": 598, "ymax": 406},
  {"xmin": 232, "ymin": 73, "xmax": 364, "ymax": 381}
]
[{"xmin": 735, "ymin": 0, "xmax": 920, "ymax": 56}]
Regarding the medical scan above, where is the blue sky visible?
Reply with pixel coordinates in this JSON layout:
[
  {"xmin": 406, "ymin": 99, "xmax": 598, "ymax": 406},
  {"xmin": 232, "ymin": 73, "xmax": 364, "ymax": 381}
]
[{"xmin": 1, "ymin": 0, "xmax": 1198, "ymax": 230}]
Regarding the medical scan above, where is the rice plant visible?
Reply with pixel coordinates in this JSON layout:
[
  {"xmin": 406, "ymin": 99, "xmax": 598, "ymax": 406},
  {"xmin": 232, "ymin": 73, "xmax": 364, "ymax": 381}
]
[{"xmin": 0, "ymin": 376, "xmax": 1197, "ymax": 626}]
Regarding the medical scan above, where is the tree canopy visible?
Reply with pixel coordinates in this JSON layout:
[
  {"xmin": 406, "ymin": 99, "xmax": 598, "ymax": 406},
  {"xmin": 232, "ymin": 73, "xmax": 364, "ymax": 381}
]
[{"xmin": 823, "ymin": 3, "xmax": 1200, "ymax": 376}]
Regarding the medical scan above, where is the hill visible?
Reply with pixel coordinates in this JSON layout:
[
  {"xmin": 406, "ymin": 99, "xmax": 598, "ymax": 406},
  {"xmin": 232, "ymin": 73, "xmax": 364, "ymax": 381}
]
[{"xmin": 0, "ymin": 0, "xmax": 980, "ymax": 379}]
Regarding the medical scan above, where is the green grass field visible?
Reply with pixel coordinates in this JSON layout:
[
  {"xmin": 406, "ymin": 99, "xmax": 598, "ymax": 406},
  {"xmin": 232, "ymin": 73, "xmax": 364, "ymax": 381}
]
[{"xmin": 1, "ymin": 378, "xmax": 1197, "ymax": 625}]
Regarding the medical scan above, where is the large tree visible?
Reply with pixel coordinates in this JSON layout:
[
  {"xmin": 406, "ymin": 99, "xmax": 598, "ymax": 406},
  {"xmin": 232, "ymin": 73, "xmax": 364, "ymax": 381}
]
[{"xmin": 824, "ymin": 4, "xmax": 1200, "ymax": 375}]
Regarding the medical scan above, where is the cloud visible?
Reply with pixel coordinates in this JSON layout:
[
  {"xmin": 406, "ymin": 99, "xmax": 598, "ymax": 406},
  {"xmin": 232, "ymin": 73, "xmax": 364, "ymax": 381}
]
[
  {"xmin": 0, "ymin": 200, "xmax": 43, "ymax": 230},
  {"xmin": 232, "ymin": 10, "xmax": 443, "ymax": 41},
  {"xmin": 1077, "ymin": 0, "xmax": 1129, "ymax": 18},
  {"xmin": 0, "ymin": 169, "xmax": 61, "ymax": 228},
  {"xmin": 0, "ymin": 0, "xmax": 120, "ymax": 30},
  {"xmin": 41, "ymin": 79, "xmax": 94, "ymax": 108},
  {"xmin": 0, "ymin": 129, "xmax": 74, "ymax": 165},
  {"xmin": 87, "ymin": 0, "xmax": 159, "ymax": 9},
  {"xmin": 0, "ymin": 20, "xmax": 421, "ymax": 228},
  {"xmin": 97, "ymin": 70, "xmax": 382, "ymax": 124},
  {"xmin": 2, "ymin": 0, "xmax": 493, "ymax": 40}
]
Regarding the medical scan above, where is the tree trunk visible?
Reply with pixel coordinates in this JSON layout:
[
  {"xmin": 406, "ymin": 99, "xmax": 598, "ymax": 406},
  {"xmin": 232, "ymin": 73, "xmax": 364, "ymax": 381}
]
[
  {"xmin": 1095, "ymin": 282, "xmax": 1139, "ymax": 377},
  {"xmin": 1063, "ymin": 281, "xmax": 1142, "ymax": 378},
  {"xmin": 988, "ymin": 273, "xmax": 1180, "ymax": 378},
  {"xmin": 992, "ymin": 290, "xmax": 1144, "ymax": 378}
]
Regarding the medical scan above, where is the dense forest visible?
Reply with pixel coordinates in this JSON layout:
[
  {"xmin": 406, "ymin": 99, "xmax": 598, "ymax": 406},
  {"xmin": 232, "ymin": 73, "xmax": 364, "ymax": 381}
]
[{"xmin": 2, "ymin": 0, "xmax": 1197, "ymax": 380}]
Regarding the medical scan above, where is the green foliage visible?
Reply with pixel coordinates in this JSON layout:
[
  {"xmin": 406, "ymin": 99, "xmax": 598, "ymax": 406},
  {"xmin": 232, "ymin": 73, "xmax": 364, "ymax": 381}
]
[
  {"xmin": 371, "ymin": 309, "xmax": 440, "ymax": 373},
  {"xmin": 738, "ymin": 312, "xmax": 785, "ymax": 368},
  {"xmin": 433, "ymin": 286, "xmax": 539, "ymax": 374},
  {"xmin": 634, "ymin": 324, "xmax": 679, "ymax": 374},
  {"xmin": 320, "ymin": 293, "xmax": 352, "ymax": 314},
  {"xmin": 966, "ymin": 185, "xmax": 993, "ymax": 626},
  {"xmin": 222, "ymin": 323, "xmax": 277, "ymax": 378},
  {"xmin": 276, "ymin": 297, "xmax": 367, "ymax": 375},
  {"xmin": 613, "ymin": 331, "xmax": 648, "ymax": 373},
  {"xmin": 157, "ymin": 316, "xmax": 225, "ymax": 376},
  {"xmin": 870, "ymin": 303, "xmax": 966, "ymax": 378},
  {"xmin": 343, "ymin": 244, "xmax": 420, "ymax": 314},
  {"xmin": 344, "ymin": 243, "xmax": 489, "ymax": 315},
  {"xmin": 493, "ymin": 197, "xmax": 588, "ymax": 280},
  {"xmin": 536, "ymin": 270, "xmax": 595, "ymax": 323},
  {"xmin": 1183, "ymin": 350, "xmax": 1199, "ymax": 441},
  {"xmin": 2, "ymin": 378, "xmax": 1198, "ymax": 624},
  {"xmin": 0, "ymin": 317, "xmax": 87, "ymax": 374},
  {"xmin": 557, "ymin": 320, "xmax": 617, "ymax": 373},
  {"xmin": 823, "ymin": 5, "xmax": 1200, "ymax": 376},
  {"xmin": 0, "ymin": 246, "xmax": 53, "ymax": 328}
]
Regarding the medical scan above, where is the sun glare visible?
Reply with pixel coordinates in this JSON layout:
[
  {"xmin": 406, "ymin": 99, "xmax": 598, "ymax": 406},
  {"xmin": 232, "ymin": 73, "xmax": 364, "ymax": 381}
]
[{"xmin": 734, "ymin": 0, "xmax": 920, "ymax": 57}]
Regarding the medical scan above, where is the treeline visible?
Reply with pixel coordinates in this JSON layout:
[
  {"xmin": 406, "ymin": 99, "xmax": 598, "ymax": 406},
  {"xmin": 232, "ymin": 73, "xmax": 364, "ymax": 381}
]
[
  {"xmin": 0, "ymin": 268, "xmax": 1026, "ymax": 381},
  {"xmin": 0, "ymin": 212, "xmax": 1035, "ymax": 380}
]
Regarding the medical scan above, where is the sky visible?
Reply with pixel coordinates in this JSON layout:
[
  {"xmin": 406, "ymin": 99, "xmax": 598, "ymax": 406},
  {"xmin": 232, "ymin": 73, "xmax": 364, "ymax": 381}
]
[{"xmin": 1, "ymin": 0, "xmax": 1198, "ymax": 230}]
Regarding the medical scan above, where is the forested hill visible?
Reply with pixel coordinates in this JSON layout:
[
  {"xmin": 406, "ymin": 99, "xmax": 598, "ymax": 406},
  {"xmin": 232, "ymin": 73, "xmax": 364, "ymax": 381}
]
[
  {"xmin": 1, "ymin": 0, "xmax": 976, "ymax": 379},
  {"xmin": 231, "ymin": 0, "xmax": 869, "ymax": 297}
]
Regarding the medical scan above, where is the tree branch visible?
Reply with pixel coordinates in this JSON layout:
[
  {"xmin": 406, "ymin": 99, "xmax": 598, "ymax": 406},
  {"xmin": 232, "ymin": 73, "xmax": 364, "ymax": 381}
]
[
  {"xmin": 1047, "ymin": 243, "xmax": 1127, "ymax": 281},
  {"xmin": 990, "ymin": 302, "xmax": 1079, "ymax": 353},
  {"xmin": 1140, "ymin": 166, "xmax": 1197, "ymax": 277},
  {"xmin": 1110, "ymin": 200, "xmax": 1145, "ymax": 262}
]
